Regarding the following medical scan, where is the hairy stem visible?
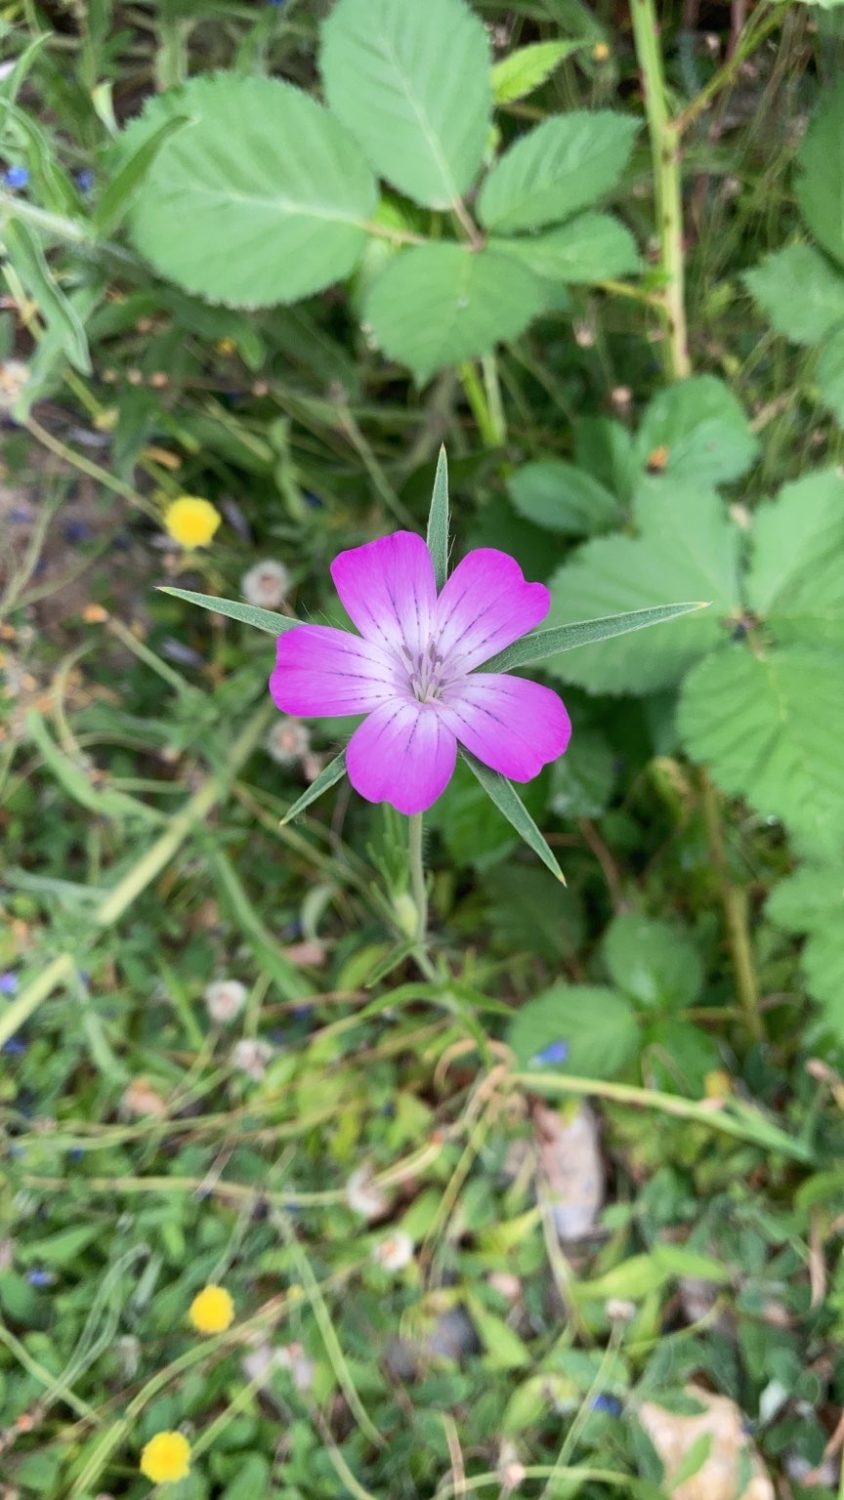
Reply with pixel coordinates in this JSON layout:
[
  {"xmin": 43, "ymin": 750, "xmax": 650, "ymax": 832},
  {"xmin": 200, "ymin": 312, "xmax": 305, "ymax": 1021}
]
[
  {"xmin": 408, "ymin": 812, "xmax": 428, "ymax": 952},
  {"xmin": 630, "ymin": 0, "xmax": 690, "ymax": 380}
]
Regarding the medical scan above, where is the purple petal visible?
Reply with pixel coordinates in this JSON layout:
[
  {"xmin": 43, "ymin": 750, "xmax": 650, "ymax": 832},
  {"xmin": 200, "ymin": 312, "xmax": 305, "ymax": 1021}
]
[
  {"xmin": 346, "ymin": 702, "xmax": 457, "ymax": 814},
  {"xmin": 270, "ymin": 625, "xmax": 397, "ymax": 717},
  {"xmin": 331, "ymin": 532, "xmax": 437, "ymax": 658},
  {"xmin": 440, "ymin": 674, "xmax": 571, "ymax": 781},
  {"xmin": 435, "ymin": 549, "xmax": 550, "ymax": 672}
]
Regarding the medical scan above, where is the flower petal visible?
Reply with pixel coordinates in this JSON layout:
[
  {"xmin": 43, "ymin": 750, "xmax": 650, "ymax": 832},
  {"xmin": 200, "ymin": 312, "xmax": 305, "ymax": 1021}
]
[
  {"xmin": 331, "ymin": 531, "xmax": 437, "ymax": 659},
  {"xmin": 440, "ymin": 674, "xmax": 571, "ymax": 781},
  {"xmin": 270, "ymin": 625, "xmax": 397, "ymax": 717},
  {"xmin": 346, "ymin": 701, "xmax": 457, "ymax": 814},
  {"xmin": 435, "ymin": 549, "xmax": 550, "ymax": 673}
]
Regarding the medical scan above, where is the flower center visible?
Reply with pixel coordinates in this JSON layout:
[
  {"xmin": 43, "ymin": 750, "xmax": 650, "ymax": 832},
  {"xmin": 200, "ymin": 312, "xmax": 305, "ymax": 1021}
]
[{"xmin": 402, "ymin": 640, "xmax": 447, "ymax": 703}]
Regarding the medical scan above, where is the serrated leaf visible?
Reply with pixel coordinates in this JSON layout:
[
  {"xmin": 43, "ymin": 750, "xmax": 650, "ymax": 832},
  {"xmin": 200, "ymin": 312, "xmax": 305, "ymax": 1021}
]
[
  {"xmin": 743, "ymin": 243, "xmax": 844, "ymax": 344},
  {"xmin": 634, "ymin": 375, "xmax": 758, "ymax": 488},
  {"xmin": 767, "ymin": 864, "xmax": 844, "ymax": 1036},
  {"xmin": 426, "ymin": 446, "xmax": 450, "ymax": 589},
  {"xmin": 158, "ymin": 585, "xmax": 301, "ymax": 635},
  {"xmin": 482, "ymin": 601, "xmax": 708, "ymax": 675},
  {"xmin": 95, "ymin": 113, "xmax": 189, "ymax": 236},
  {"xmin": 575, "ymin": 415, "xmax": 637, "ymax": 502},
  {"xmin": 509, "ymin": 983, "xmax": 638, "ymax": 1077},
  {"xmin": 491, "ymin": 39, "xmax": 585, "ymax": 104},
  {"xmin": 321, "ymin": 0, "xmax": 491, "ymax": 209},
  {"xmin": 543, "ymin": 491, "xmax": 737, "ymax": 694},
  {"xmin": 795, "ymin": 81, "xmax": 844, "ymax": 269},
  {"xmin": 507, "ymin": 459, "xmax": 621, "ymax": 535},
  {"xmin": 678, "ymin": 643, "xmax": 844, "ymax": 857},
  {"xmin": 603, "ymin": 914, "xmax": 703, "ymax": 1011},
  {"xmin": 494, "ymin": 211, "xmax": 639, "ymax": 283},
  {"xmin": 125, "ymin": 74, "xmax": 377, "ymax": 308},
  {"xmin": 3, "ymin": 219, "xmax": 90, "ymax": 373},
  {"xmin": 462, "ymin": 752, "xmax": 563, "ymax": 881},
  {"xmin": 746, "ymin": 468, "xmax": 844, "ymax": 646},
  {"xmin": 477, "ymin": 110, "xmax": 638, "ymax": 233},
  {"xmin": 280, "ymin": 751, "xmax": 347, "ymax": 825},
  {"xmin": 365, "ymin": 243, "xmax": 544, "ymax": 382},
  {"xmin": 816, "ymin": 326, "xmax": 844, "ymax": 421}
]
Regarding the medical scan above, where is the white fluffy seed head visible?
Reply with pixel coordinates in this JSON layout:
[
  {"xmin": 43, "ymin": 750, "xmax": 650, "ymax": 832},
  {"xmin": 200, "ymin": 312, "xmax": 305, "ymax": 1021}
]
[
  {"xmin": 266, "ymin": 717, "xmax": 310, "ymax": 765},
  {"xmin": 345, "ymin": 1166, "xmax": 389, "ymax": 1221},
  {"xmin": 241, "ymin": 559, "xmax": 290, "ymax": 609},
  {"xmin": 372, "ymin": 1231, "xmax": 414, "ymax": 1272},
  {"xmin": 230, "ymin": 1038, "xmax": 273, "ymax": 1081},
  {"xmin": 204, "ymin": 978, "xmax": 247, "ymax": 1024}
]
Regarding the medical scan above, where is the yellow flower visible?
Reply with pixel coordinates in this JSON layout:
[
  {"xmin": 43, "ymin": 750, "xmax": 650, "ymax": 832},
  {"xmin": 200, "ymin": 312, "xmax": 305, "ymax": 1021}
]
[
  {"xmin": 140, "ymin": 1430, "xmax": 191, "ymax": 1485},
  {"xmin": 164, "ymin": 495, "xmax": 221, "ymax": 549},
  {"xmin": 189, "ymin": 1283, "xmax": 235, "ymax": 1334}
]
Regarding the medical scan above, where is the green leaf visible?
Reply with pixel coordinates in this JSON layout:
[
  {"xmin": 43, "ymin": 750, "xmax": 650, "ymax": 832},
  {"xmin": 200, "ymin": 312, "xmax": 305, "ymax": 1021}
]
[
  {"xmin": 491, "ymin": 39, "xmax": 585, "ymax": 105},
  {"xmin": 2, "ymin": 219, "xmax": 90, "ymax": 373},
  {"xmin": 126, "ymin": 73, "xmax": 377, "ymax": 308},
  {"xmin": 767, "ymin": 864, "xmax": 844, "ymax": 1037},
  {"xmin": 542, "ymin": 490, "xmax": 737, "ymax": 694},
  {"xmin": 506, "ymin": 459, "xmax": 621, "ymax": 535},
  {"xmin": 494, "ymin": 211, "xmax": 639, "ymax": 283},
  {"xmin": 426, "ymin": 445, "xmax": 450, "ymax": 589},
  {"xmin": 477, "ymin": 110, "xmax": 638, "ymax": 233},
  {"xmin": 603, "ymin": 914, "xmax": 703, "ymax": 1011},
  {"xmin": 508, "ymin": 983, "xmax": 638, "ymax": 1077},
  {"xmin": 550, "ymin": 726, "xmax": 616, "ymax": 818},
  {"xmin": 483, "ymin": 601, "xmax": 709, "ymax": 675},
  {"xmin": 634, "ymin": 375, "xmax": 758, "ymax": 488},
  {"xmin": 427, "ymin": 760, "xmax": 550, "ymax": 870},
  {"xmin": 281, "ymin": 751, "xmax": 347, "ymax": 825},
  {"xmin": 795, "ymin": 81, "xmax": 844, "ymax": 269},
  {"xmin": 157, "ymin": 585, "xmax": 302, "ymax": 636},
  {"xmin": 746, "ymin": 468, "xmax": 844, "ymax": 646},
  {"xmin": 320, "ymin": 0, "xmax": 491, "ymax": 209},
  {"xmin": 678, "ymin": 643, "xmax": 844, "ymax": 857},
  {"xmin": 816, "ymin": 326, "xmax": 844, "ymax": 422},
  {"xmin": 365, "ymin": 243, "xmax": 544, "ymax": 382},
  {"xmin": 462, "ymin": 751, "xmax": 564, "ymax": 881},
  {"xmin": 466, "ymin": 1298, "xmax": 531, "ymax": 1369},
  {"xmin": 96, "ymin": 113, "xmax": 189, "ymax": 236},
  {"xmin": 743, "ymin": 243, "xmax": 844, "ymax": 344}
]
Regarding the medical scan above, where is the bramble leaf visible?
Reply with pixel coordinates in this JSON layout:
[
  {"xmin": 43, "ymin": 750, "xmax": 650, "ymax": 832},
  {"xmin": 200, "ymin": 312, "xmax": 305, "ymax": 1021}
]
[
  {"xmin": 477, "ymin": 111, "xmax": 638, "ymax": 233},
  {"xmin": 365, "ymin": 243, "xmax": 544, "ymax": 382},
  {"xmin": 494, "ymin": 212, "xmax": 639, "ymax": 284},
  {"xmin": 321, "ymin": 0, "xmax": 491, "ymax": 209},
  {"xmin": 125, "ymin": 74, "xmax": 377, "ymax": 307}
]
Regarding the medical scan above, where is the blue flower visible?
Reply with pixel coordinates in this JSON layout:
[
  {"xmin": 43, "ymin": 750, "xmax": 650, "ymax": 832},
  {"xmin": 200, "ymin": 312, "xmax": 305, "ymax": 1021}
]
[
  {"xmin": 2, "ymin": 1037, "xmax": 26, "ymax": 1056},
  {"xmin": 529, "ymin": 1039, "xmax": 569, "ymax": 1067},
  {"xmin": 26, "ymin": 1268, "xmax": 53, "ymax": 1287},
  {"xmin": 75, "ymin": 169, "xmax": 95, "ymax": 193},
  {"xmin": 592, "ymin": 1393, "xmax": 623, "ymax": 1416},
  {"xmin": 4, "ymin": 166, "xmax": 29, "ymax": 189},
  {"xmin": 0, "ymin": 972, "xmax": 19, "ymax": 995}
]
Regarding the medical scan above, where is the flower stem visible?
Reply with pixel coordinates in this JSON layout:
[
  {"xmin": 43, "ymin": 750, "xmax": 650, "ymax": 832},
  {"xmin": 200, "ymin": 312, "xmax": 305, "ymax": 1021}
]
[
  {"xmin": 630, "ymin": 0, "xmax": 690, "ymax": 381},
  {"xmin": 458, "ymin": 360, "xmax": 504, "ymax": 448},
  {"xmin": 408, "ymin": 812, "xmax": 428, "ymax": 951}
]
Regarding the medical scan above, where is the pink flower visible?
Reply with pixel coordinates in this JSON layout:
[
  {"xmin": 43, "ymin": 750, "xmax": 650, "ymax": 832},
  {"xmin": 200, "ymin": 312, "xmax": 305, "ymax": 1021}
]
[{"xmin": 269, "ymin": 532, "xmax": 571, "ymax": 815}]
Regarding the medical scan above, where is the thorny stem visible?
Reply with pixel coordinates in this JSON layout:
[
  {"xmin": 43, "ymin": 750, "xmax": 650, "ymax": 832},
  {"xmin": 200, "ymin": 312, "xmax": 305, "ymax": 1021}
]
[
  {"xmin": 629, "ymin": 0, "xmax": 690, "ymax": 380},
  {"xmin": 699, "ymin": 769, "xmax": 764, "ymax": 1042}
]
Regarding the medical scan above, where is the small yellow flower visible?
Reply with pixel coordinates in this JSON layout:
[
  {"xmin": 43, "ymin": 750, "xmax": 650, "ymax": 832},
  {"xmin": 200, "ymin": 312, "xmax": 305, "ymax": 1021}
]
[
  {"xmin": 164, "ymin": 495, "xmax": 221, "ymax": 550},
  {"xmin": 140, "ymin": 1430, "xmax": 191, "ymax": 1485},
  {"xmin": 592, "ymin": 41, "xmax": 610, "ymax": 62},
  {"xmin": 189, "ymin": 1283, "xmax": 235, "ymax": 1334}
]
